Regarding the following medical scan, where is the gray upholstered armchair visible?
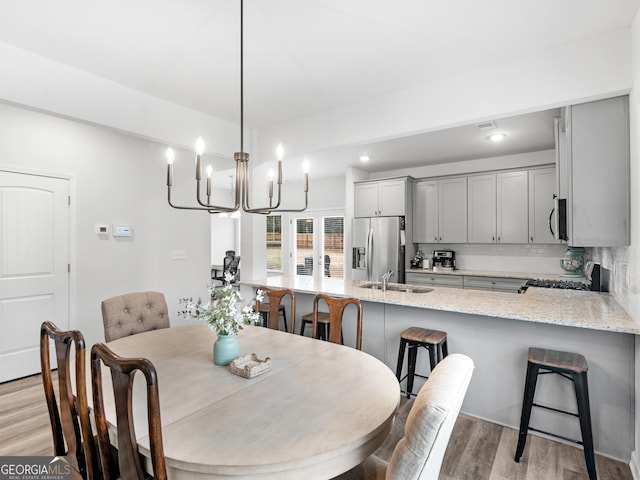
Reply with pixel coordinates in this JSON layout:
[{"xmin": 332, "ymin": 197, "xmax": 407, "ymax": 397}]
[
  {"xmin": 101, "ymin": 291, "xmax": 170, "ymax": 342},
  {"xmin": 334, "ymin": 353, "xmax": 474, "ymax": 480}
]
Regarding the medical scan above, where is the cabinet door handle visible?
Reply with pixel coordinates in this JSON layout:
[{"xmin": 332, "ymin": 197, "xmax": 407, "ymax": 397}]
[
  {"xmin": 439, "ymin": 237, "xmax": 442, "ymax": 241},
  {"xmin": 492, "ymin": 236, "xmax": 495, "ymax": 242},
  {"xmin": 497, "ymin": 236, "xmax": 501, "ymax": 242},
  {"xmin": 531, "ymin": 236, "xmax": 534, "ymax": 242},
  {"xmin": 434, "ymin": 237, "xmax": 438, "ymax": 241}
]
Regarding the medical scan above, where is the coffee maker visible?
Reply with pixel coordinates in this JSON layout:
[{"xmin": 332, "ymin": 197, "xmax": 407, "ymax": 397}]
[{"xmin": 432, "ymin": 250, "xmax": 455, "ymax": 270}]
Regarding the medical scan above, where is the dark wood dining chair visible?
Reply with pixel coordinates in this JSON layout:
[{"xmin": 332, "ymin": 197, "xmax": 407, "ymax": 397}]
[
  {"xmin": 40, "ymin": 321, "xmax": 99, "ymax": 480},
  {"xmin": 308, "ymin": 294, "xmax": 362, "ymax": 350},
  {"xmin": 255, "ymin": 286, "xmax": 295, "ymax": 333},
  {"xmin": 91, "ymin": 343, "xmax": 167, "ymax": 480}
]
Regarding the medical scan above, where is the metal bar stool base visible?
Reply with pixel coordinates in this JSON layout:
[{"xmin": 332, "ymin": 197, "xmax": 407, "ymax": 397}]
[
  {"xmin": 395, "ymin": 327, "xmax": 448, "ymax": 399},
  {"xmin": 514, "ymin": 347, "xmax": 597, "ymax": 480}
]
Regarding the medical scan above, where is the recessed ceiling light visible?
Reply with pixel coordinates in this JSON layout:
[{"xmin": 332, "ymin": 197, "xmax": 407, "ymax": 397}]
[
  {"xmin": 488, "ymin": 133, "xmax": 506, "ymax": 142},
  {"xmin": 359, "ymin": 155, "xmax": 370, "ymax": 163}
]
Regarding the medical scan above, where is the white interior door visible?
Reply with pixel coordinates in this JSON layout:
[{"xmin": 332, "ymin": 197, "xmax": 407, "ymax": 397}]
[{"xmin": 0, "ymin": 171, "xmax": 69, "ymax": 382}]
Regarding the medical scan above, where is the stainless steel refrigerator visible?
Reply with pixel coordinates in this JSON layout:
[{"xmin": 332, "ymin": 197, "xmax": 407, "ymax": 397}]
[{"xmin": 351, "ymin": 217, "xmax": 405, "ymax": 283}]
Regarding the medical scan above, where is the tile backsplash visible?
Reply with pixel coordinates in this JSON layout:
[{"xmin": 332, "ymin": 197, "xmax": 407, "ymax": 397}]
[
  {"xmin": 593, "ymin": 246, "xmax": 638, "ymax": 319},
  {"xmin": 417, "ymin": 243, "xmax": 580, "ymax": 275}
]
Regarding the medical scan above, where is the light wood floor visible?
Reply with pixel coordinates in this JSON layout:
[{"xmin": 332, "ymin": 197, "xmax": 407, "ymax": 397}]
[{"xmin": 0, "ymin": 373, "xmax": 633, "ymax": 479}]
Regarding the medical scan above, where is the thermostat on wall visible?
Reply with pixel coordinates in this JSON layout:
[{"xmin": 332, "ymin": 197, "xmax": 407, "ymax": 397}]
[{"xmin": 113, "ymin": 225, "xmax": 133, "ymax": 237}]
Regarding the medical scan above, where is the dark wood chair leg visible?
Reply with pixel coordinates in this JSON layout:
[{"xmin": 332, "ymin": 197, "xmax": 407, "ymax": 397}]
[
  {"xmin": 515, "ymin": 361, "xmax": 539, "ymax": 462},
  {"xmin": 441, "ymin": 339, "xmax": 449, "ymax": 359},
  {"xmin": 299, "ymin": 320, "xmax": 307, "ymax": 336}
]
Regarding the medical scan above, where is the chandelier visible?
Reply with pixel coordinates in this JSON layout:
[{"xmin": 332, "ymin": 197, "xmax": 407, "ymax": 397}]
[{"xmin": 165, "ymin": 0, "xmax": 308, "ymax": 214}]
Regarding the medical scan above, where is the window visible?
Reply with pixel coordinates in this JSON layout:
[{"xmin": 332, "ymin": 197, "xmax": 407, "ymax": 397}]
[{"xmin": 266, "ymin": 215, "xmax": 282, "ymax": 271}]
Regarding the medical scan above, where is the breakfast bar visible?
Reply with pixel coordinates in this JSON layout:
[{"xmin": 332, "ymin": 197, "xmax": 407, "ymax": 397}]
[{"xmin": 242, "ymin": 275, "xmax": 636, "ymax": 462}]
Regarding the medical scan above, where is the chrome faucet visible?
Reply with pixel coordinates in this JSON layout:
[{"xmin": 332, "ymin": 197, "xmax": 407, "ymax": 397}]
[{"xmin": 381, "ymin": 270, "xmax": 394, "ymax": 291}]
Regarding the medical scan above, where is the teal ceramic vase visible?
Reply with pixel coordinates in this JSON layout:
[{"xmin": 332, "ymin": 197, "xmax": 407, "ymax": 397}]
[{"xmin": 213, "ymin": 333, "xmax": 239, "ymax": 366}]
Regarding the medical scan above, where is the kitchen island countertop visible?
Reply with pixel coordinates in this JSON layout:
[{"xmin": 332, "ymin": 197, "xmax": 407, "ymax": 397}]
[{"xmin": 242, "ymin": 274, "xmax": 637, "ymax": 335}]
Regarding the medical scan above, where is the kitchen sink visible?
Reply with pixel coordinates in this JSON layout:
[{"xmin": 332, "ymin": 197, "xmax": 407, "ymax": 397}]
[{"xmin": 359, "ymin": 283, "xmax": 433, "ymax": 294}]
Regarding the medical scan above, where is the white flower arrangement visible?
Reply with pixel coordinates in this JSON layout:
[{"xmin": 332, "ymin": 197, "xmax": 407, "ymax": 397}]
[{"xmin": 179, "ymin": 271, "xmax": 264, "ymax": 335}]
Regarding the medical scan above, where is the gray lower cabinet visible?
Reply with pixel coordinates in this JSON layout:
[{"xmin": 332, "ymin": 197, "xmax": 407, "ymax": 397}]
[
  {"xmin": 406, "ymin": 272, "xmax": 464, "ymax": 288},
  {"xmin": 407, "ymin": 272, "xmax": 524, "ymax": 292},
  {"xmin": 462, "ymin": 276, "xmax": 526, "ymax": 293}
]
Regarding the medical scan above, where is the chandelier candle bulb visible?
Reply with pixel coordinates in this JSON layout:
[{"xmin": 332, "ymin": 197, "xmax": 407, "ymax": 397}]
[
  {"xmin": 195, "ymin": 137, "xmax": 205, "ymax": 181},
  {"xmin": 303, "ymin": 159, "xmax": 310, "ymax": 192},
  {"xmin": 268, "ymin": 169, "xmax": 274, "ymax": 202},
  {"xmin": 166, "ymin": 148, "xmax": 175, "ymax": 186},
  {"xmin": 206, "ymin": 165, "xmax": 213, "ymax": 198}
]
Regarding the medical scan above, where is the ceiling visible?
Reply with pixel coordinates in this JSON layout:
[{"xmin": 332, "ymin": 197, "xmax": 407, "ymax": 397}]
[{"xmin": 1, "ymin": 0, "xmax": 638, "ymax": 176}]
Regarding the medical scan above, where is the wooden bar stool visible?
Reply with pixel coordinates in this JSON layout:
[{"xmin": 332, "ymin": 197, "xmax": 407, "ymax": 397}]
[
  {"xmin": 514, "ymin": 347, "xmax": 596, "ymax": 480},
  {"xmin": 395, "ymin": 327, "xmax": 448, "ymax": 398},
  {"xmin": 255, "ymin": 287, "xmax": 295, "ymax": 333},
  {"xmin": 299, "ymin": 294, "xmax": 362, "ymax": 350}
]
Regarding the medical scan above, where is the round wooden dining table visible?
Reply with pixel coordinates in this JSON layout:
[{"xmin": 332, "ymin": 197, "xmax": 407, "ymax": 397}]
[{"xmin": 97, "ymin": 324, "xmax": 400, "ymax": 480}]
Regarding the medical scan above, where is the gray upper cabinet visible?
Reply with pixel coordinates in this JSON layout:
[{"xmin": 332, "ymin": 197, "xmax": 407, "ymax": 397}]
[
  {"xmin": 496, "ymin": 171, "xmax": 528, "ymax": 243},
  {"xmin": 413, "ymin": 178, "xmax": 467, "ymax": 243},
  {"xmin": 413, "ymin": 180, "xmax": 439, "ymax": 242},
  {"xmin": 439, "ymin": 178, "xmax": 467, "ymax": 243},
  {"xmin": 354, "ymin": 178, "xmax": 407, "ymax": 217},
  {"xmin": 528, "ymin": 167, "xmax": 558, "ymax": 244},
  {"xmin": 467, "ymin": 171, "xmax": 528, "ymax": 243},
  {"xmin": 560, "ymin": 95, "xmax": 630, "ymax": 246},
  {"xmin": 467, "ymin": 174, "xmax": 496, "ymax": 243}
]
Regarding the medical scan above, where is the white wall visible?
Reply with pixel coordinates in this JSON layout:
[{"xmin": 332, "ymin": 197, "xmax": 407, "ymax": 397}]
[
  {"xmin": 0, "ymin": 41, "xmax": 244, "ymax": 157},
  {"xmin": 257, "ymin": 29, "xmax": 632, "ymax": 161},
  {"xmin": 0, "ymin": 102, "xmax": 212, "ymax": 346},
  {"xmin": 599, "ymin": 9, "xmax": 640, "ymax": 478}
]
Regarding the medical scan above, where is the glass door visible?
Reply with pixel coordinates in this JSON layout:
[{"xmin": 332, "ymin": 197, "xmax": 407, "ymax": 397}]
[
  {"xmin": 292, "ymin": 211, "xmax": 344, "ymax": 279},
  {"xmin": 323, "ymin": 216, "xmax": 344, "ymax": 278},
  {"xmin": 294, "ymin": 217, "xmax": 314, "ymax": 275}
]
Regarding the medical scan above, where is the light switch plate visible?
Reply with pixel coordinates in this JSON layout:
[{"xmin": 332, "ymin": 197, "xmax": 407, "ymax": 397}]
[
  {"xmin": 95, "ymin": 224, "xmax": 110, "ymax": 235},
  {"xmin": 171, "ymin": 249, "xmax": 187, "ymax": 260}
]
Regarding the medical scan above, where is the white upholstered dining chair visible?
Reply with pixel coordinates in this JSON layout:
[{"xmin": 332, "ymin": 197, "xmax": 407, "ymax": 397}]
[{"xmin": 334, "ymin": 353, "xmax": 474, "ymax": 480}]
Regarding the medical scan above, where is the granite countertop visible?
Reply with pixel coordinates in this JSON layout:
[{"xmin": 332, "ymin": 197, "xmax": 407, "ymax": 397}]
[{"xmin": 243, "ymin": 275, "xmax": 638, "ymax": 335}]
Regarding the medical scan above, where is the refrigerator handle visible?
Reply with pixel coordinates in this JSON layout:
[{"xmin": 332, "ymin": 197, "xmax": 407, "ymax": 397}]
[{"xmin": 367, "ymin": 227, "xmax": 373, "ymax": 280}]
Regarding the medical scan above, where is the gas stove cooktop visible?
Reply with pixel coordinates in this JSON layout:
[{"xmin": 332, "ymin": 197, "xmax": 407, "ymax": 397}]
[{"xmin": 525, "ymin": 279, "xmax": 589, "ymax": 290}]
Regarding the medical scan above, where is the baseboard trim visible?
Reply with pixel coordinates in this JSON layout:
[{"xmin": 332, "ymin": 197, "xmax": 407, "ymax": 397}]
[{"xmin": 630, "ymin": 450, "xmax": 640, "ymax": 480}]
